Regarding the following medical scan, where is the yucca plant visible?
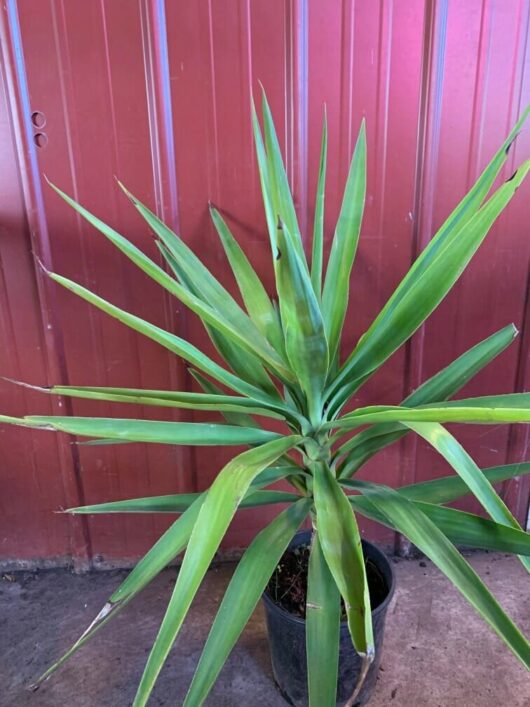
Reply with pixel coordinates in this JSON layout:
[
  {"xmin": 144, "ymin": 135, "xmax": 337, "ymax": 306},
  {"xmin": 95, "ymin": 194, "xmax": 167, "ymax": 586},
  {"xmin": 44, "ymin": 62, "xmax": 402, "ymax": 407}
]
[{"xmin": 3, "ymin": 92, "xmax": 530, "ymax": 706}]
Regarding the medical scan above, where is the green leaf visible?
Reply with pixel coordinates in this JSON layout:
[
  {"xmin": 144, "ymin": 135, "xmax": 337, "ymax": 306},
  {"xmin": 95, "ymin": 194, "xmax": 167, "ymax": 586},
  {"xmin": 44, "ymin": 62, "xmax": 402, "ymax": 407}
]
[
  {"xmin": 116, "ymin": 182, "xmax": 268, "ymax": 337},
  {"xmin": 188, "ymin": 368, "xmax": 261, "ymax": 428},
  {"xmin": 276, "ymin": 220, "xmax": 329, "ymax": 424},
  {"xmin": 347, "ymin": 492, "xmax": 530, "ymax": 555},
  {"xmin": 132, "ymin": 435, "xmax": 301, "ymax": 707},
  {"xmin": 321, "ymin": 120, "xmax": 366, "ymax": 362},
  {"xmin": 251, "ymin": 98, "xmax": 278, "ymax": 260},
  {"xmin": 311, "ymin": 462, "xmax": 374, "ymax": 664},
  {"xmin": 337, "ymin": 324, "xmax": 518, "ymax": 476},
  {"xmin": 306, "ymin": 530, "xmax": 341, "ymax": 707},
  {"xmin": 331, "ymin": 403, "xmax": 530, "ymax": 430},
  {"xmin": 183, "ymin": 498, "xmax": 311, "ymax": 706},
  {"xmin": 402, "ymin": 325, "xmax": 518, "ymax": 404},
  {"xmin": 158, "ymin": 238, "xmax": 282, "ymax": 396},
  {"xmin": 30, "ymin": 495, "xmax": 204, "ymax": 690},
  {"xmin": 405, "ymin": 422, "xmax": 530, "ymax": 573},
  {"xmin": 388, "ymin": 106, "xmax": 529, "ymax": 297},
  {"xmin": 48, "ymin": 182, "xmax": 294, "ymax": 384},
  {"xmin": 311, "ymin": 111, "xmax": 328, "ymax": 299},
  {"xmin": 347, "ymin": 480, "xmax": 530, "ymax": 670},
  {"xmin": 252, "ymin": 464, "xmax": 305, "ymax": 488},
  {"xmin": 328, "ymin": 155, "xmax": 530, "ymax": 405},
  {"xmin": 398, "ymin": 462, "xmax": 530, "ymax": 505},
  {"xmin": 22, "ymin": 382, "xmax": 285, "ymax": 419},
  {"xmin": 210, "ymin": 205, "xmax": 285, "ymax": 354},
  {"xmin": 201, "ymin": 324, "xmax": 282, "ymax": 396},
  {"xmin": 423, "ymin": 392, "xmax": 530, "ymax": 409},
  {"xmin": 409, "ymin": 503, "xmax": 530, "ymax": 555},
  {"xmin": 260, "ymin": 89, "xmax": 306, "ymax": 267},
  {"xmin": 66, "ymin": 489, "xmax": 300, "ymax": 514},
  {"xmin": 1, "ymin": 414, "xmax": 282, "ymax": 446},
  {"xmin": 45, "ymin": 269, "xmax": 296, "ymax": 417}
]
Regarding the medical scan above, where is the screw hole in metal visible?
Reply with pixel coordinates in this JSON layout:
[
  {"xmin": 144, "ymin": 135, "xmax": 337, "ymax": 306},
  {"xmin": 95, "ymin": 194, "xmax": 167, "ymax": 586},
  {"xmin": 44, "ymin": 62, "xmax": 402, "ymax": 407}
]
[
  {"xmin": 31, "ymin": 111, "xmax": 46, "ymax": 128},
  {"xmin": 34, "ymin": 132, "xmax": 48, "ymax": 148}
]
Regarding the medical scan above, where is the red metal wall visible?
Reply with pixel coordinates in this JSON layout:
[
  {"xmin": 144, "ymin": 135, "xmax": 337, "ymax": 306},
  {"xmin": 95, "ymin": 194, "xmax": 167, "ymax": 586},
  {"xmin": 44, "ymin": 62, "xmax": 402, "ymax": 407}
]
[{"xmin": 1, "ymin": 0, "xmax": 529, "ymax": 568}]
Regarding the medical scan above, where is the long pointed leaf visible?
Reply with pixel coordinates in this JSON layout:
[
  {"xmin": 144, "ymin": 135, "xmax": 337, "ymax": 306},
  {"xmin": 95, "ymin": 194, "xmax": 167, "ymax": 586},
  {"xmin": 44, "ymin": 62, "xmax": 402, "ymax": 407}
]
[
  {"xmin": 405, "ymin": 422, "xmax": 530, "ymax": 573},
  {"xmin": 348, "ymin": 480, "xmax": 530, "ymax": 670},
  {"xmin": 328, "ymin": 156, "xmax": 530, "ymax": 404},
  {"xmin": 321, "ymin": 120, "xmax": 366, "ymax": 361},
  {"xmin": 48, "ymin": 182, "xmax": 293, "ymax": 384},
  {"xmin": 67, "ymin": 489, "xmax": 300, "ymax": 514},
  {"xmin": 251, "ymin": 98, "xmax": 278, "ymax": 261},
  {"xmin": 398, "ymin": 461, "xmax": 530, "ymax": 505},
  {"xmin": 337, "ymin": 324, "xmax": 518, "ymax": 476},
  {"xmin": 17, "ymin": 382, "xmax": 284, "ymax": 419},
  {"xmin": 311, "ymin": 111, "xmax": 328, "ymax": 299},
  {"xmin": 260, "ymin": 89, "xmax": 306, "ymax": 266},
  {"xmin": 154, "ymin": 235, "xmax": 280, "ymax": 393},
  {"xmin": 183, "ymin": 498, "xmax": 311, "ymax": 706},
  {"xmin": 311, "ymin": 462, "xmax": 374, "ymax": 663},
  {"xmin": 347, "ymin": 492, "xmax": 530, "ymax": 555},
  {"xmin": 30, "ymin": 495, "xmax": 205, "ymax": 689},
  {"xmin": 331, "ymin": 403, "xmax": 530, "ymax": 430},
  {"xmin": 0, "ymin": 414, "xmax": 281, "ymax": 446},
  {"xmin": 306, "ymin": 529, "xmax": 341, "ymax": 707},
  {"xmin": 45, "ymin": 269, "xmax": 295, "ymax": 415},
  {"xmin": 276, "ymin": 220, "xmax": 329, "ymax": 423},
  {"xmin": 210, "ymin": 205, "xmax": 285, "ymax": 353},
  {"xmin": 132, "ymin": 435, "xmax": 301, "ymax": 707}
]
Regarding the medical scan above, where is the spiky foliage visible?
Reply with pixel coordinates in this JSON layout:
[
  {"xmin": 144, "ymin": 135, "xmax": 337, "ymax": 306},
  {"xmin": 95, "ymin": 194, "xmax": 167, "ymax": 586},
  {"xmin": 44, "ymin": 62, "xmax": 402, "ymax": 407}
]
[{"xmin": 3, "ymin": 93, "xmax": 530, "ymax": 706}]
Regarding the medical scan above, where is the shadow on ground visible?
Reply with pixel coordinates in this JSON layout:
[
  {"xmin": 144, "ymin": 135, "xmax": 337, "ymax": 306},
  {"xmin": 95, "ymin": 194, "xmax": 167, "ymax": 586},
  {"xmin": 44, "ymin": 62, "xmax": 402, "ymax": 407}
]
[{"xmin": 1, "ymin": 551, "xmax": 529, "ymax": 706}]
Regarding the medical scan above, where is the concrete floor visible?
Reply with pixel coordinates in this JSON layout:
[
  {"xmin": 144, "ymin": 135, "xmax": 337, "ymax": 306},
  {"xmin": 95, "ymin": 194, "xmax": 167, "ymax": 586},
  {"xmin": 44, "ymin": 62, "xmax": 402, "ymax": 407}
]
[{"xmin": 1, "ymin": 552, "xmax": 529, "ymax": 707}]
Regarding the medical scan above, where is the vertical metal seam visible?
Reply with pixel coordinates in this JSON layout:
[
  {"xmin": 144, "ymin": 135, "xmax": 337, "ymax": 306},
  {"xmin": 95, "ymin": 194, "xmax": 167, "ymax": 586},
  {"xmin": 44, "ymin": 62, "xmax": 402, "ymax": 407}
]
[
  {"xmin": 207, "ymin": 0, "xmax": 221, "ymax": 201},
  {"xmin": 139, "ymin": 0, "xmax": 198, "ymax": 493},
  {"xmin": 503, "ymin": 0, "xmax": 530, "ymax": 523},
  {"xmin": 374, "ymin": 1, "xmax": 393, "ymax": 261},
  {"xmin": 294, "ymin": 0, "xmax": 309, "ymax": 241},
  {"xmin": 1, "ymin": 0, "xmax": 92, "ymax": 568},
  {"xmin": 395, "ymin": 0, "xmax": 448, "ymax": 554},
  {"xmin": 402, "ymin": 0, "xmax": 448, "ymax": 406},
  {"xmin": 99, "ymin": 1, "xmax": 154, "ymax": 549}
]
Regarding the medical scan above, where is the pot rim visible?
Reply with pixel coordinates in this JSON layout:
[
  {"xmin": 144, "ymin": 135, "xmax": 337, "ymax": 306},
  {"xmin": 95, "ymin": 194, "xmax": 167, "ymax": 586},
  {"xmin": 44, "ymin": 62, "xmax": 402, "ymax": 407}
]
[{"xmin": 262, "ymin": 530, "xmax": 396, "ymax": 627}]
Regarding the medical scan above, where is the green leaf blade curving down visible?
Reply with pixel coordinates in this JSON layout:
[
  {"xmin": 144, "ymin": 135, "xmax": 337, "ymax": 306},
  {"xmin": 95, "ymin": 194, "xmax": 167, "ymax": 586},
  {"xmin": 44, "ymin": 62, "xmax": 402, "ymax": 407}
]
[
  {"xmin": 397, "ymin": 462, "xmax": 530, "ymax": 505},
  {"xmin": 306, "ymin": 529, "xmax": 341, "ymax": 707},
  {"xmin": 311, "ymin": 462, "xmax": 374, "ymax": 685},
  {"xmin": 346, "ymin": 491, "xmax": 530, "ymax": 556},
  {"xmin": 183, "ymin": 498, "xmax": 311, "ymax": 707},
  {"xmin": 404, "ymin": 422, "xmax": 530, "ymax": 573},
  {"xmin": 30, "ymin": 495, "xmax": 205, "ymax": 690},
  {"xmin": 132, "ymin": 435, "xmax": 301, "ymax": 707},
  {"xmin": 347, "ymin": 480, "xmax": 530, "ymax": 670}
]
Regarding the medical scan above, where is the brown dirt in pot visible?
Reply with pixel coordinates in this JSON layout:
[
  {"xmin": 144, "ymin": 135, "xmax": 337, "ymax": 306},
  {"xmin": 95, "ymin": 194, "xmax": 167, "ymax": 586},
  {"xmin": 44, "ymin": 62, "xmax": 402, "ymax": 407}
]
[{"xmin": 266, "ymin": 543, "xmax": 388, "ymax": 619}]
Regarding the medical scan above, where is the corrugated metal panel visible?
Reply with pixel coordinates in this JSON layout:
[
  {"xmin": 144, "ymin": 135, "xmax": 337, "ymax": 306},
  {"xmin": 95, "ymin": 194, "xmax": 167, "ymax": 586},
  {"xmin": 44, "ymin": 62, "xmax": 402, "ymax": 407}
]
[{"xmin": 0, "ymin": 0, "xmax": 529, "ymax": 565}]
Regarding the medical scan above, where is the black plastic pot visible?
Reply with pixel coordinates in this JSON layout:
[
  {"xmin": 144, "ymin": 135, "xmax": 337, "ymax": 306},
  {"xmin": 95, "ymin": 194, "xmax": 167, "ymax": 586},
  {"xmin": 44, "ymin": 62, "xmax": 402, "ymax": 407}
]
[{"xmin": 262, "ymin": 530, "xmax": 395, "ymax": 707}]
